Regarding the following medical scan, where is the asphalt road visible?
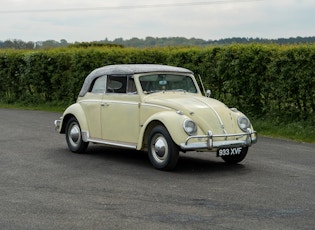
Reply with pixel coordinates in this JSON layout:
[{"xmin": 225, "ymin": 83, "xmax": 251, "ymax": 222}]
[{"xmin": 0, "ymin": 108, "xmax": 314, "ymax": 230}]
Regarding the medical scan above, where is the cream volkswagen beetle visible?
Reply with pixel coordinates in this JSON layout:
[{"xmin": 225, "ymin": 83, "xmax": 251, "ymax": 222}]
[{"xmin": 55, "ymin": 64, "xmax": 257, "ymax": 170}]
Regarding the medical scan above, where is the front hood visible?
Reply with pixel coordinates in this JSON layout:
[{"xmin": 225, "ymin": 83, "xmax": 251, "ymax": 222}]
[{"xmin": 143, "ymin": 92, "xmax": 240, "ymax": 134}]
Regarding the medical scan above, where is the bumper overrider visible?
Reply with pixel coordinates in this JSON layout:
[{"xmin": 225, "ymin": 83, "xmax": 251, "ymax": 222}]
[
  {"xmin": 180, "ymin": 128, "xmax": 257, "ymax": 151},
  {"xmin": 54, "ymin": 118, "xmax": 62, "ymax": 131}
]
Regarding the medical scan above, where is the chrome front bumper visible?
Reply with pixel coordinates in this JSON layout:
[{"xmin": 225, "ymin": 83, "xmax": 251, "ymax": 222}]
[
  {"xmin": 54, "ymin": 118, "xmax": 62, "ymax": 131},
  {"xmin": 180, "ymin": 128, "xmax": 257, "ymax": 151}
]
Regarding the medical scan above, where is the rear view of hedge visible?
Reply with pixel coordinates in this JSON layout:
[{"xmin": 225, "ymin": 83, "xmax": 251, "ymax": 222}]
[{"xmin": 0, "ymin": 44, "xmax": 314, "ymax": 122}]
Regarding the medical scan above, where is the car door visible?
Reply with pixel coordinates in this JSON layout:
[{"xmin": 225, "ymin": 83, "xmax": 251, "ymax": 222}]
[
  {"xmin": 101, "ymin": 75, "xmax": 140, "ymax": 147},
  {"xmin": 79, "ymin": 75, "xmax": 106, "ymax": 139}
]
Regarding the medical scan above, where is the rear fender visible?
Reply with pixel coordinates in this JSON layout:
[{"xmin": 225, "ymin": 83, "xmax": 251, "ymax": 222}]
[{"xmin": 60, "ymin": 104, "xmax": 88, "ymax": 136}]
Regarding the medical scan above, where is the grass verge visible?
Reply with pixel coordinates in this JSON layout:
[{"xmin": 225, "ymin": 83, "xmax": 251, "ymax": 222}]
[
  {"xmin": 252, "ymin": 117, "xmax": 315, "ymax": 144},
  {"xmin": 0, "ymin": 102, "xmax": 67, "ymax": 113}
]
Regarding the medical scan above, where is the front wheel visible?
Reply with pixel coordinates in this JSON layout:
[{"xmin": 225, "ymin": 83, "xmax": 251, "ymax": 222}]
[
  {"xmin": 148, "ymin": 126, "xmax": 179, "ymax": 170},
  {"xmin": 221, "ymin": 147, "xmax": 248, "ymax": 164},
  {"xmin": 65, "ymin": 117, "xmax": 88, "ymax": 153}
]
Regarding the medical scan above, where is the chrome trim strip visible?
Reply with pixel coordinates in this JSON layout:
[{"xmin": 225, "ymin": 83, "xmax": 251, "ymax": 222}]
[
  {"xmin": 180, "ymin": 128, "xmax": 257, "ymax": 151},
  {"xmin": 141, "ymin": 103, "xmax": 172, "ymax": 111},
  {"xmin": 79, "ymin": 99, "xmax": 103, "ymax": 104},
  {"xmin": 101, "ymin": 100, "xmax": 139, "ymax": 105},
  {"xmin": 80, "ymin": 99, "xmax": 139, "ymax": 106},
  {"xmin": 87, "ymin": 137, "xmax": 137, "ymax": 149},
  {"xmin": 83, "ymin": 130, "xmax": 137, "ymax": 149}
]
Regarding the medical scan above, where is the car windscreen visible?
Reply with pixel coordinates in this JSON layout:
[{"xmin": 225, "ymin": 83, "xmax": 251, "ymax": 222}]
[{"xmin": 139, "ymin": 74, "xmax": 197, "ymax": 94}]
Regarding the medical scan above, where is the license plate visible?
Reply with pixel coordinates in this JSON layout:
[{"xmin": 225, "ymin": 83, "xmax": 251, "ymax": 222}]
[{"xmin": 217, "ymin": 147, "xmax": 242, "ymax": 157}]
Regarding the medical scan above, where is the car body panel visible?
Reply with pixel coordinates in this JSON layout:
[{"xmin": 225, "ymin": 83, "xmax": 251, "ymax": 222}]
[
  {"xmin": 61, "ymin": 103, "xmax": 89, "ymax": 133},
  {"xmin": 137, "ymin": 110, "xmax": 192, "ymax": 149},
  {"xmin": 78, "ymin": 93, "xmax": 102, "ymax": 139},
  {"xmin": 100, "ymin": 94, "xmax": 140, "ymax": 143}
]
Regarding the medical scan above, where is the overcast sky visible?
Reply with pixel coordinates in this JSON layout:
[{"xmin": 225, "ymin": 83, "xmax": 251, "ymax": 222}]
[{"xmin": 1, "ymin": 0, "xmax": 314, "ymax": 42}]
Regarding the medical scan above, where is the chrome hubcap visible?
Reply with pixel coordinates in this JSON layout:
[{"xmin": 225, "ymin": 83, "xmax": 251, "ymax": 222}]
[
  {"xmin": 154, "ymin": 139, "xmax": 166, "ymax": 157},
  {"xmin": 151, "ymin": 134, "xmax": 168, "ymax": 163},
  {"xmin": 69, "ymin": 124, "xmax": 80, "ymax": 145}
]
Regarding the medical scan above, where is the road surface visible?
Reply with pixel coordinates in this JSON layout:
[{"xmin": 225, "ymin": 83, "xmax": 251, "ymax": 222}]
[{"xmin": 0, "ymin": 108, "xmax": 314, "ymax": 229}]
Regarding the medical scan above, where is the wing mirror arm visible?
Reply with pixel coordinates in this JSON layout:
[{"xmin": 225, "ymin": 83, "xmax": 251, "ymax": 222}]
[{"xmin": 198, "ymin": 74, "xmax": 211, "ymax": 97}]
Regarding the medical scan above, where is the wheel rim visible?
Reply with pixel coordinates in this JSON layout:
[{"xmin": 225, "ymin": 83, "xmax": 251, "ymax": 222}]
[
  {"xmin": 151, "ymin": 134, "xmax": 169, "ymax": 163},
  {"xmin": 68, "ymin": 122, "xmax": 81, "ymax": 148}
]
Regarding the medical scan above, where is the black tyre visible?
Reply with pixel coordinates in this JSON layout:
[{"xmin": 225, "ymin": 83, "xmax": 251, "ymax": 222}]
[
  {"xmin": 148, "ymin": 126, "xmax": 179, "ymax": 170},
  {"xmin": 221, "ymin": 147, "xmax": 248, "ymax": 164},
  {"xmin": 65, "ymin": 117, "xmax": 88, "ymax": 153}
]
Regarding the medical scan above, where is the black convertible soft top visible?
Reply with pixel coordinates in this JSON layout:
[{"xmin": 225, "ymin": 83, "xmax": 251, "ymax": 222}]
[{"xmin": 78, "ymin": 64, "xmax": 193, "ymax": 97}]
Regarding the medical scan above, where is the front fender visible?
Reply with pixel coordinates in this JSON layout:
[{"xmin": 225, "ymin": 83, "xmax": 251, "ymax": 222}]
[
  {"xmin": 137, "ymin": 111, "xmax": 192, "ymax": 150},
  {"xmin": 60, "ymin": 103, "xmax": 88, "ymax": 134}
]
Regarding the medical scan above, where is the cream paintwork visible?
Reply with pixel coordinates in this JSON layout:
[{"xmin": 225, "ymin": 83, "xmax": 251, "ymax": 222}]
[
  {"xmin": 61, "ymin": 104, "xmax": 89, "ymax": 133},
  {"xmin": 78, "ymin": 93, "xmax": 102, "ymax": 138},
  {"xmin": 58, "ymin": 71, "xmax": 255, "ymax": 152},
  {"xmin": 137, "ymin": 110, "xmax": 193, "ymax": 149},
  {"xmin": 101, "ymin": 94, "xmax": 140, "ymax": 144},
  {"xmin": 139, "ymin": 92, "xmax": 252, "ymax": 140}
]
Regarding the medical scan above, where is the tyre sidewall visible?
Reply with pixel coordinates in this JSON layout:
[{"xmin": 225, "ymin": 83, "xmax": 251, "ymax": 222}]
[
  {"xmin": 65, "ymin": 117, "xmax": 88, "ymax": 153},
  {"xmin": 148, "ymin": 126, "xmax": 179, "ymax": 170}
]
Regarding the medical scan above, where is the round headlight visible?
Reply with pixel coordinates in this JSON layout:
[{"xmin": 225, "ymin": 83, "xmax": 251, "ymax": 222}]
[
  {"xmin": 238, "ymin": 116, "xmax": 251, "ymax": 132},
  {"xmin": 183, "ymin": 119, "xmax": 197, "ymax": 136}
]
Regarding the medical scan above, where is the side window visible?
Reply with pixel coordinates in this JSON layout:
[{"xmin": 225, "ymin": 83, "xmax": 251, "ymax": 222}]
[
  {"xmin": 106, "ymin": 75, "xmax": 127, "ymax": 94},
  {"xmin": 127, "ymin": 77, "xmax": 137, "ymax": 94},
  {"xmin": 91, "ymin": 75, "xmax": 106, "ymax": 93}
]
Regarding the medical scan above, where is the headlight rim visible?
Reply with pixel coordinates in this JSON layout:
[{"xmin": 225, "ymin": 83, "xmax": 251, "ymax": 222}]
[
  {"xmin": 183, "ymin": 119, "xmax": 198, "ymax": 136},
  {"xmin": 237, "ymin": 116, "xmax": 251, "ymax": 132}
]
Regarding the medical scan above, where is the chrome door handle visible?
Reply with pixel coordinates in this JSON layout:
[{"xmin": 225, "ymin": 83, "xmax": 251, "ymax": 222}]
[{"xmin": 101, "ymin": 102, "xmax": 109, "ymax": 107}]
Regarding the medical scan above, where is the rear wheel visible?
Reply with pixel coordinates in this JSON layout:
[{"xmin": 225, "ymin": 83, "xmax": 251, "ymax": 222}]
[
  {"xmin": 148, "ymin": 126, "xmax": 179, "ymax": 170},
  {"xmin": 221, "ymin": 147, "xmax": 248, "ymax": 164},
  {"xmin": 65, "ymin": 117, "xmax": 88, "ymax": 153}
]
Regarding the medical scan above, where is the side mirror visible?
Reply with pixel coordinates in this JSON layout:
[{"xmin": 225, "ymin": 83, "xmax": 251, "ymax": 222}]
[{"xmin": 206, "ymin": 89, "xmax": 211, "ymax": 97}]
